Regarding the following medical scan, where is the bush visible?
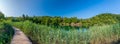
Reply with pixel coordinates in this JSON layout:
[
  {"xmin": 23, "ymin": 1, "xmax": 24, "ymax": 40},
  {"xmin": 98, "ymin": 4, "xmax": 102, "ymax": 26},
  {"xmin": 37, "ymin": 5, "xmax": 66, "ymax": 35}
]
[{"xmin": 0, "ymin": 22, "xmax": 14, "ymax": 44}]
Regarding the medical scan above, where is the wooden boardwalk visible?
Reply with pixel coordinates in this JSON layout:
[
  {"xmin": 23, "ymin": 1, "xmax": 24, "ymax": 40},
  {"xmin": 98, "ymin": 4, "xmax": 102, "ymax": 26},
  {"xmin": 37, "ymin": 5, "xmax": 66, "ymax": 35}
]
[{"xmin": 11, "ymin": 27, "xmax": 32, "ymax": 44}]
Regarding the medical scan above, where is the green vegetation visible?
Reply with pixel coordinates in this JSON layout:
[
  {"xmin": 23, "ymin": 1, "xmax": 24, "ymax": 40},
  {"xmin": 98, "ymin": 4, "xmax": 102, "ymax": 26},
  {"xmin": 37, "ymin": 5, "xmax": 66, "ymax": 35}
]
[
  {"xmin": 0, "ymin": 12, "xmax": 14, "ymax": 44},
  {"xmin": 0, "ymin": 22, "xmax": 14, "ymax": 44},
  {"xmin": 0, "ymin": 12, "xmax": 120, "ymax": 44},
  {"xmin": 10, "ymin": 13, "xmax": 120, "ymax": 28},
  {"xmin": 0, "ymin": 12, "xmax": 4, "ymax": 19},
  {"xmin": 10, "ymin": 21, "xmax": 120, "ymax": 44},
  {"xmin": 89, "ymin": 24, "xmax": 120, "ymax": 44}
]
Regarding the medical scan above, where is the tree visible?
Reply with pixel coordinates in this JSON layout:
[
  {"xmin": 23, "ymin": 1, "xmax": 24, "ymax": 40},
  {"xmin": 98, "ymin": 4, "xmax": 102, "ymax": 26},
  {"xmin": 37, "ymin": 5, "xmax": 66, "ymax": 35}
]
[
  {"xmin": 0, "ymin": 12, "xmax": 5, "ymax": 19},
  {"xmin": 12, "ymin": 13, "xmax": 120, "ymax": 28},
  {"xmin": 70, "ymin": 17, "xmax": 78, "ymax": 23}
]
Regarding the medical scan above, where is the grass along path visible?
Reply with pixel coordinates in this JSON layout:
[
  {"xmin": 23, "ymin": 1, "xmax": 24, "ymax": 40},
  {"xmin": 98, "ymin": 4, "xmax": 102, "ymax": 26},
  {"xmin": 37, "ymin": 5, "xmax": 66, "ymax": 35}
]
[{"xmin": 11, "ymin": 27, "xmax": 32, "ymax": 44}]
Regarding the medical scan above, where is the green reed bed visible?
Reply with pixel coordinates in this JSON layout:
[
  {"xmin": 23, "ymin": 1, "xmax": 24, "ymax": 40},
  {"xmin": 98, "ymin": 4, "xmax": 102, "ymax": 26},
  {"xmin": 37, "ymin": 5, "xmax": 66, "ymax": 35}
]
[
  {"xmin": 0, "ymin": 22, "xmax": 14, "ymax": 44},
  {"xmin": 88, "ymin": 24, "xmax": 120, "ymax": 44},
  {"xmin": 11, "ymin": 21, "xmax": 120, "ymax": 44}
]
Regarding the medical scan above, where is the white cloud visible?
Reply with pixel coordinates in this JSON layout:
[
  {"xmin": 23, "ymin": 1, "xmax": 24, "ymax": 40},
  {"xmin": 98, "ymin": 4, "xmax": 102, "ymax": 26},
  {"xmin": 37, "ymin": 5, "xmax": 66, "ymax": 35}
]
[{"xmin": 0, "ymin": 0, "xmax": 13, "ymax": 16}]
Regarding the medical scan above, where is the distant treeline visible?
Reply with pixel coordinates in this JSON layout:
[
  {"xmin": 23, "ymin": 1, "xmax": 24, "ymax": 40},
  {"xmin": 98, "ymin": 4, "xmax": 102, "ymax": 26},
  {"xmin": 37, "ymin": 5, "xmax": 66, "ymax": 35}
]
[{"xmin": 0, "ymin": 12, "xmax": 120, "ymax": 28}]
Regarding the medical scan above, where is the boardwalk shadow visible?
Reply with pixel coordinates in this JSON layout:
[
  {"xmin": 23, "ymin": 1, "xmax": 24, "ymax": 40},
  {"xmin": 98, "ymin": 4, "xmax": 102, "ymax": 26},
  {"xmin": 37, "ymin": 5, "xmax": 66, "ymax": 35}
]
[{"xmin": 111, "ymin": 39, "xmax": 120, "ymax": 44}]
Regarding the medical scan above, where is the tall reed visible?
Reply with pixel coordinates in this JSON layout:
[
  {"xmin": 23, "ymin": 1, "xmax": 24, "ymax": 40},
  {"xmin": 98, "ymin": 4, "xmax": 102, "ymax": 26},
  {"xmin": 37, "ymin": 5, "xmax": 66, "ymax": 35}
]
[{"xmin": 11, "ymin": 21, "xmax": 120, "ymax": 44}]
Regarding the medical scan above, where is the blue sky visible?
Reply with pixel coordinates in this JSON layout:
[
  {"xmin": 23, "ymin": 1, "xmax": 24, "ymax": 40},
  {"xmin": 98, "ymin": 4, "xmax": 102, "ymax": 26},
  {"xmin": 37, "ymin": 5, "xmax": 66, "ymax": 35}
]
[{"xmin": 0, "ymin": 0, "xmax": 120, "ymax": 18}]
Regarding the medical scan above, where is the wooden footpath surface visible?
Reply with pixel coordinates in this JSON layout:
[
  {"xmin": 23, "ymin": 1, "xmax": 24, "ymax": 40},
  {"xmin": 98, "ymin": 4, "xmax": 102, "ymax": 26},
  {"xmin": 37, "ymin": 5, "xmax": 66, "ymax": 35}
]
[{"xmin": 11, "ymin": 27, "xmax": 32, "ymax": 44}]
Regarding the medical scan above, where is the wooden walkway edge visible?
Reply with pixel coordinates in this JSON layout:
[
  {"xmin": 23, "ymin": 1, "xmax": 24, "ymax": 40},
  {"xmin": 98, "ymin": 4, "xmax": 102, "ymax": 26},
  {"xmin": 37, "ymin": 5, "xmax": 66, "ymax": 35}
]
[{"xmin": 11, "ymin": 27, "xmax": 32, "ymax": 44}]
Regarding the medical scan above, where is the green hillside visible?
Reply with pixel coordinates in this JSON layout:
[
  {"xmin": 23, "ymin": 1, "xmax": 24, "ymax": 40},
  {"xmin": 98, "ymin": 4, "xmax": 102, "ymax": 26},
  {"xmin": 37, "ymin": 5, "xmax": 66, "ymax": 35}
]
[
  {"xmin": 8, "ymin": 13, "xmax": 120, "ymax": 28},
  {"xmin": 81, "ymin": 13, "xmax": 120, "ymax": 27}
]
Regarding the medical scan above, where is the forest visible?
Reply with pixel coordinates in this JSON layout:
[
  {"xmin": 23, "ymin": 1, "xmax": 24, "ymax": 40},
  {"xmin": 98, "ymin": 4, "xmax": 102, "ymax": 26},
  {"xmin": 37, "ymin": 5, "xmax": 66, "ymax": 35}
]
[{"xmin": 8, "ymin": 13, "xmax": 120, "ymax": 28}]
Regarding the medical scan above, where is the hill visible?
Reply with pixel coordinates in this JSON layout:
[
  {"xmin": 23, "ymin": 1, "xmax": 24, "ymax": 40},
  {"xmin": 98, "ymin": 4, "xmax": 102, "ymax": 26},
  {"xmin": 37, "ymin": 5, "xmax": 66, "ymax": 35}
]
[
  {"xmin": 81, "ymin": 13, "xmax": 120, "ymax": 27},
  {"xmin": 5, "ymin": 13, "xmax": 120, "ymax": 28}
]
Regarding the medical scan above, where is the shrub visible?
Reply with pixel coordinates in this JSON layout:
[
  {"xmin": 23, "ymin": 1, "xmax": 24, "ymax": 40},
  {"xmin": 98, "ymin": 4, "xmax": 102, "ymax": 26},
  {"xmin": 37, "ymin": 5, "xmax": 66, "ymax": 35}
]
[{"xmin": 0, "ymin": 22, "xmax": 14, "ymax": 44}]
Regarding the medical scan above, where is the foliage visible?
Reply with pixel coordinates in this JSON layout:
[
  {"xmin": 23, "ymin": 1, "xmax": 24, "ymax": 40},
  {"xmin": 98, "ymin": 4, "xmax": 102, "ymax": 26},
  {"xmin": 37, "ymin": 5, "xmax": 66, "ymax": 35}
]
[
  {"xmin": 88, "ymin": 24, "xmax": 120, "ymax": 44},
  {"xmin": 1, "ymin": 12, "xmax": 120, "ymax": 44},
  {"xmin": 0, "ymin": 12, "xmax": 5, "ymax": 20},
  {"xmin": 0, "ymin": 12, "xmax": 4, "ymax": 18},
  {"xmin": 11, "ymin": 21, "xmax": 120, "ymax": 44},
  {"xmin": 0, "ymin": 22, "xmax": 14, "ymax": 44},
  {"xmin": 7, "ymin": 13, "xmax": 120, "ymax": 28}
]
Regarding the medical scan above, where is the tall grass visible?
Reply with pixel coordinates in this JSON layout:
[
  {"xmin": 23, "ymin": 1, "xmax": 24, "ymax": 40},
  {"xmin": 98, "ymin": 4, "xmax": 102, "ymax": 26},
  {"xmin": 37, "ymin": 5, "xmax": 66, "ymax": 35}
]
[
  {"xmin": 11, "ymin": 21, "xmax": 120, "ymax": 44},
  {"xmin": 0, "ymin": 22, "xmax": 14, "ymax": 44},
  {"xmin": 88, "ymin": 24, "xmax": 120, "ymax": 44}
]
